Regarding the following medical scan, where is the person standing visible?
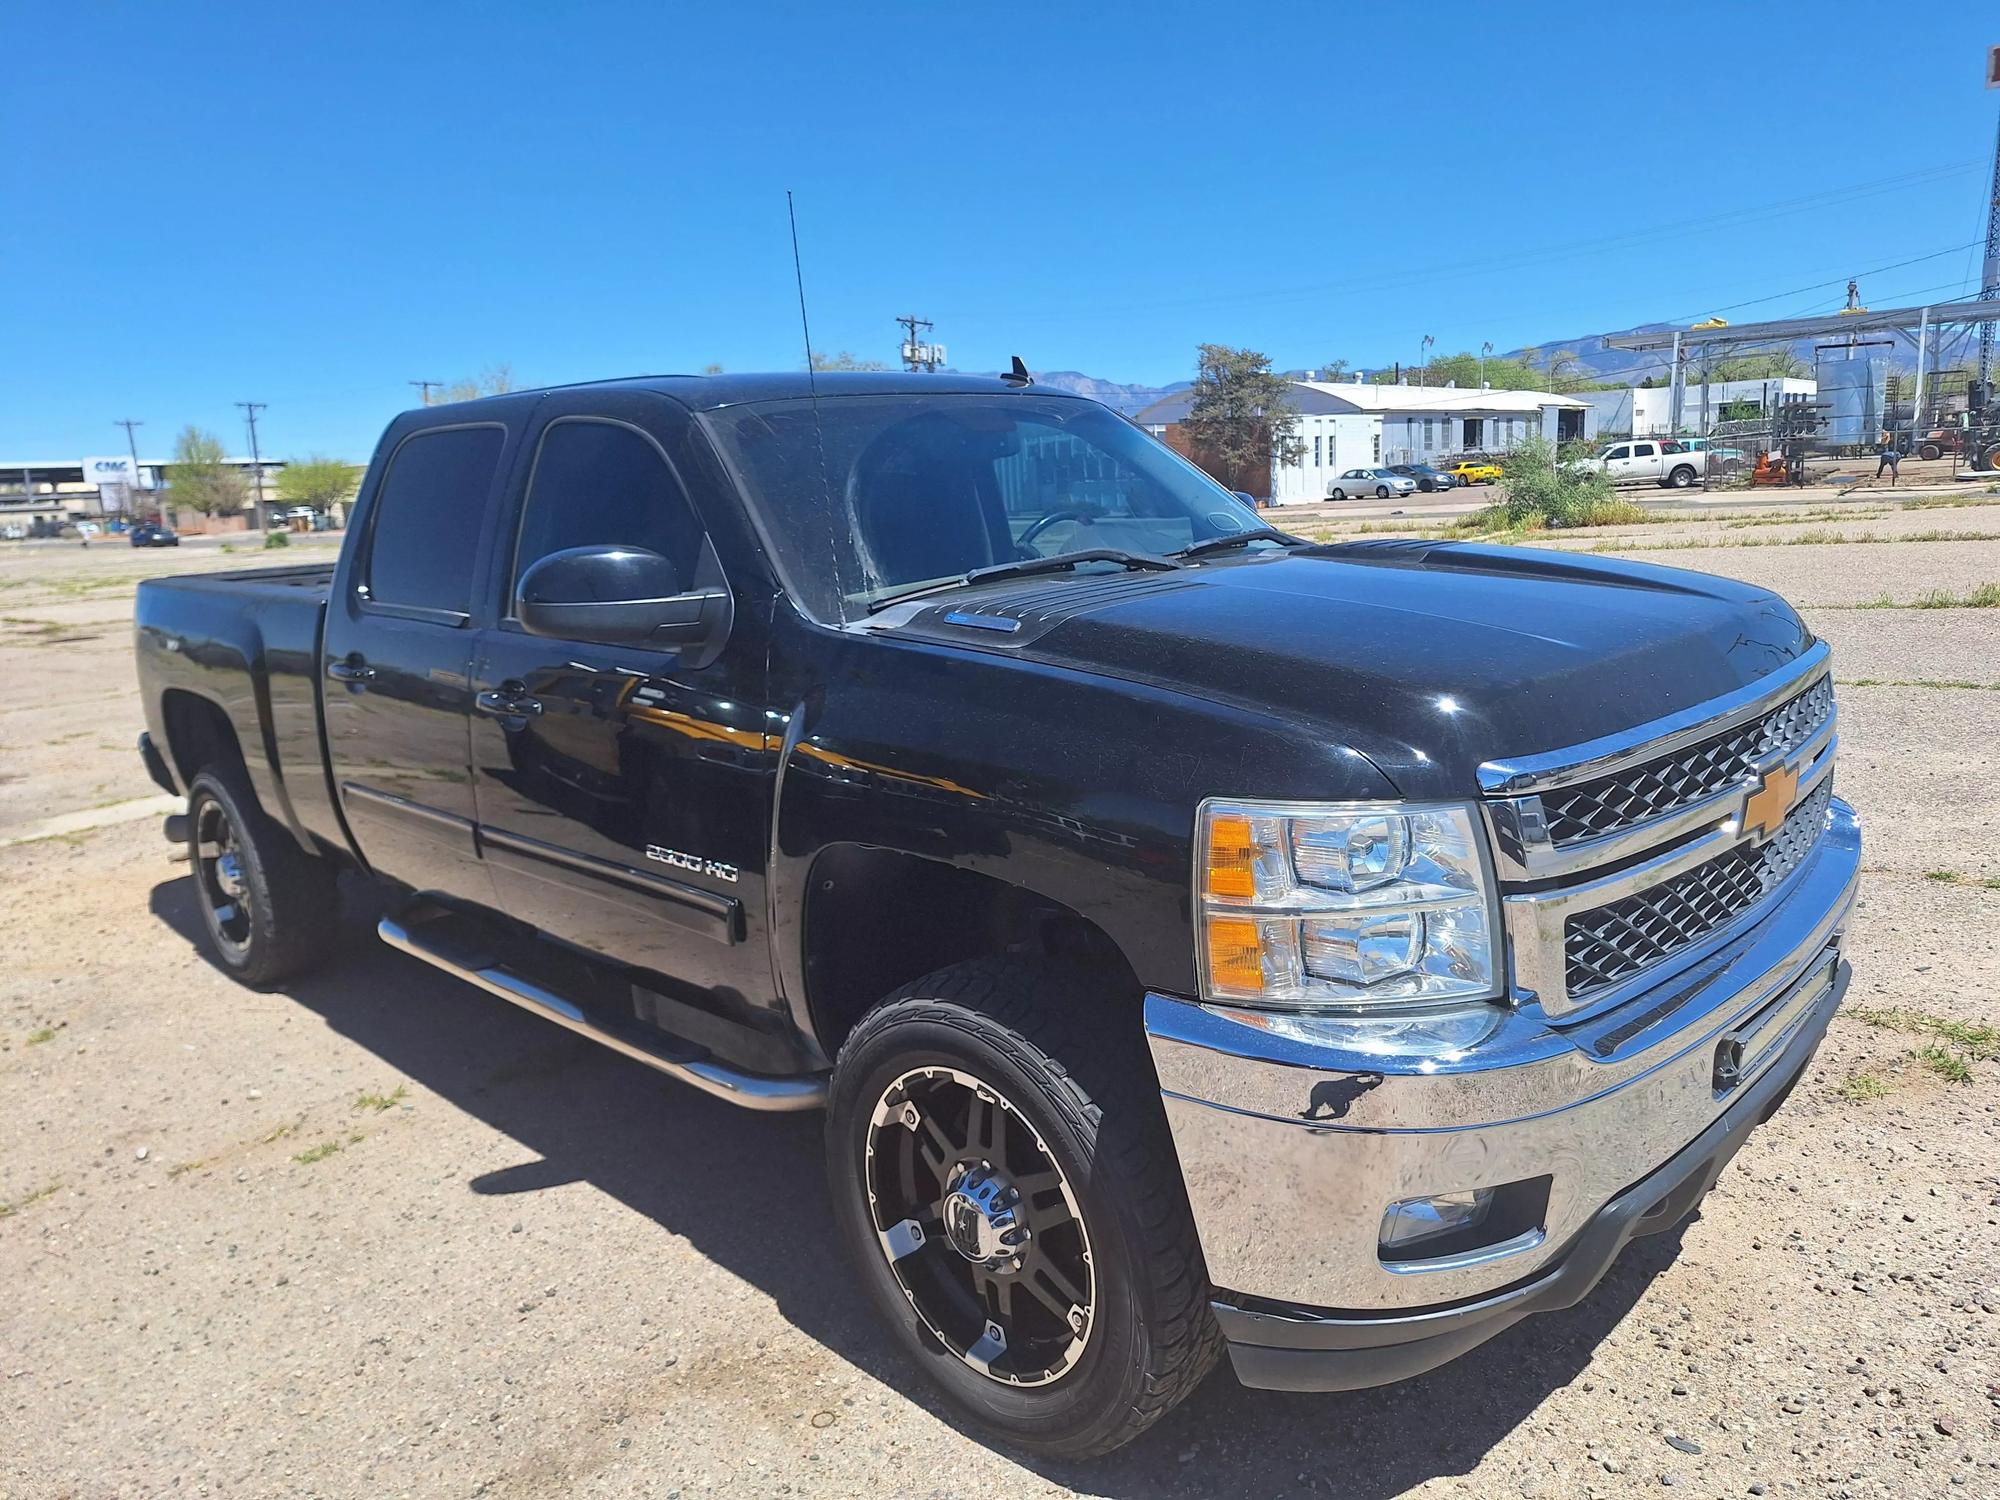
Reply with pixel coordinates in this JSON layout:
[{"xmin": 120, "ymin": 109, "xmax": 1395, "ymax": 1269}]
[{"xmin": 1875, "ymin": 432, "xmax": 1901, "ymax": 485}]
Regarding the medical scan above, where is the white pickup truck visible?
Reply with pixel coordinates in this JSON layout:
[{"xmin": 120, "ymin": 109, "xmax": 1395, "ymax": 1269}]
[{"xmin": 1597, "ymin": 438, "xmax": 1702, "ymax": 489}]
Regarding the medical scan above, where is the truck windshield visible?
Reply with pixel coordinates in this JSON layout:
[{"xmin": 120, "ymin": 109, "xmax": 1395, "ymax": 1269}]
[{"xmin": 702, "ymin": 394, "xmax": 1264, "ymax": 624}]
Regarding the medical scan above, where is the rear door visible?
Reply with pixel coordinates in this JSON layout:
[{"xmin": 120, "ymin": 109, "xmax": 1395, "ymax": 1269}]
[
  {"xmin": 467, "ymin": 391, "xmax": 771, "ymax": 994},
  {"xmin": 322, "ymin": 419, "xmax": 514, "ymax": 902}
]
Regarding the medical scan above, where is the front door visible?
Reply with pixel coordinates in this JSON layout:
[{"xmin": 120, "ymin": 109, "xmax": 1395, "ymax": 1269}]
[
  {"xmin": 322, "ymin": 420, "xmax": 513, "ymax": 902},
  {"xmin": 468, "ymin": 395, "xmax": 772, "ymax": 997}
]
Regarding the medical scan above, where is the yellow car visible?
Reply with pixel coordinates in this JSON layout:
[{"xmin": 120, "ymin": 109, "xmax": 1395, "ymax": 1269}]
[{"xmin": 1444, "ymin": 459, "xmax": 1502, "ymax": 486}]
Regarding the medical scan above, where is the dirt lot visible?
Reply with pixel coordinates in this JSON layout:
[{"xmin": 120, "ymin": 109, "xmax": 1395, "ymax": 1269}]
[{"xmin": 3, "ymin": 511, "xmax": 1998, "ymax": 1499}]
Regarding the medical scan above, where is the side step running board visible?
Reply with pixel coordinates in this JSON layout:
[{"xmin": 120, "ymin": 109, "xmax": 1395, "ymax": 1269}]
[{"xmin": 379, "ymin": 913, "xmax": 827, "ymax": 1113}]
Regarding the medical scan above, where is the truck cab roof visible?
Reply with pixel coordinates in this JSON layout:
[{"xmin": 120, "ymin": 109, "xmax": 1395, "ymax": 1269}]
[{"xmin": 419, "ymin": 371, "xmax": 1064, "ymax": 417}]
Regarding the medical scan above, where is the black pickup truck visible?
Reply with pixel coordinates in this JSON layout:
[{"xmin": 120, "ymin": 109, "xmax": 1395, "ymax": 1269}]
[{"xmin": 134, "ymin": 373, "xmax": 1858, "ymax": 1455}]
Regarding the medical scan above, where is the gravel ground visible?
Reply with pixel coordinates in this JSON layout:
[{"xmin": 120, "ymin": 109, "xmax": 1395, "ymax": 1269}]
[{"xmin": 2, "ymin": 518, "xmax": 1998, "ymax": 1499}]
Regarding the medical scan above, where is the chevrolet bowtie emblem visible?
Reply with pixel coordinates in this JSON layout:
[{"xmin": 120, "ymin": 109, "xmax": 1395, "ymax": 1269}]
[{"xmin": 1741, "ymin": 761, "xmax": 1800, "ymax": 843}]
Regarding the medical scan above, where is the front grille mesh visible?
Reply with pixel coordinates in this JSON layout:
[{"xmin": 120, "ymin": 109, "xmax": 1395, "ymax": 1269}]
[
  {"xmin": 1541, "ymin": 675, "xmax": 1834, "ymax": 846},
  {"xmin": 1563, "ymin": 779, "xmax": 1833, "ymax": 996}
]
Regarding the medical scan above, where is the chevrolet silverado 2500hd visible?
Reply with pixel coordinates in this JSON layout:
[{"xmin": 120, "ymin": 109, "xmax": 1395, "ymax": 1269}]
[{"xmin": 134, "ymin": 373, "xmax": 1858, "ymax": 1456}]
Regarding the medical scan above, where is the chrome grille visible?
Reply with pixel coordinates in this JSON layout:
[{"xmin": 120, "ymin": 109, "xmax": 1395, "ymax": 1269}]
[
  {"xmin": 1540, "ymin": 675, "xmax": 1833, "ymax": 846},
  {"xmin": 1563, "ymin": 780, "xmax": 1834, "ymax": 996}
]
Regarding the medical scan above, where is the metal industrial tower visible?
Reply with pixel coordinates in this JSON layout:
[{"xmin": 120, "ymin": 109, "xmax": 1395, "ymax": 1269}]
[{"xmin": 1980, "ymin": 105, "xmax": 2000, "ymax": 388}]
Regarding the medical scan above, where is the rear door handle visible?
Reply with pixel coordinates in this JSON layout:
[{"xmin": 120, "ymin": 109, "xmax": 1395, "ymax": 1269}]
[
  {"xmin": 326, "ymin": 657, "xmax": 375, "ymax": 683},
  {"xmin": 476, "ymin": 687, "xmax": 543, "ymax": 719}
]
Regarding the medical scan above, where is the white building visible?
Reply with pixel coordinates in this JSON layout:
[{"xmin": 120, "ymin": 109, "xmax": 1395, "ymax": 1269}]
[
  {"xmin": 1577, "ymin": 377, "xmax": 1817, "ymax": 439},
  {"xmin": 0, "ymin": 455, "xmax": 287, "ymax": 529},
  {"xmin": 1136, "ymin": 380, "xmax": 1589, "ymax": 506}
]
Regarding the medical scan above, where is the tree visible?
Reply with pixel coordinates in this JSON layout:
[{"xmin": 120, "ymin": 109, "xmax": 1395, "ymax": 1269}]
[
  {"xmin": 808, "ymin": 350, "xmax": 888, "ymax": 371},
  {"xmin": 275, "ymin": 455, "xmax": 361, "ymax": 511},
  {"xmin": 1181, "ymin": 343, "xmax": 1303, "ymax": 495},
  {"xmin": 1314, "ymin": 358, "xmax": 1350, "ymax": 381},
  {"xmin": 700, "ymin": 362, "xmax": 725, "ymax": 375},
  {"xmin": 432, "ymin": 364, "xmax": 516, "ymax": 403},
  {"xmin": 167, "ymin": 426, "xmax": 249, "ymax": 515}
]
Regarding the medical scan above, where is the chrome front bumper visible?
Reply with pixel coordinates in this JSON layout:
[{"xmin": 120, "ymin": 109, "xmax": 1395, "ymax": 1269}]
[{"xmin": 1145, "ymin": 797, "xmax": 1859, "ymax": 1320}]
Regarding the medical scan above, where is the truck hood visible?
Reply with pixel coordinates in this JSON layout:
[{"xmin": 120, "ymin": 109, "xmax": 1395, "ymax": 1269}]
[{"xmin": 887, "ymin": 541, "xmax": 1812, "ymax": 798}]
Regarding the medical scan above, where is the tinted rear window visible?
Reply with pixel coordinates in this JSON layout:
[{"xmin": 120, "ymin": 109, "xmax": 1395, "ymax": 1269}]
[{"xmin": 367, "ymin": 425, "xmax": 505, "ymax": 613}]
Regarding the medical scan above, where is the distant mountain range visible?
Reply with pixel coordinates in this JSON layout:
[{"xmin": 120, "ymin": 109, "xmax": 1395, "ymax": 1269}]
[
  {"xmin": 1018, "ymin": 316, "xmax": 1944, "ymax": 409},
  {"xmin": 1019, "ymin": 370, "xmax": 1192, "ymax": 414}
]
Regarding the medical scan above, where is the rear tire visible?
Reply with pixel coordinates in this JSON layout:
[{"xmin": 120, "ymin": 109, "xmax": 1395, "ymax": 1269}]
[
  {"xmin": 1329, "ymin": 488, "xmax": 1345, "ymax": 501},
  {"xmin": 185, "ymin": 768, "xmax": 340, "ymax": 987},
  {"xmin": 1919, "ymin": 443, "xmax": 1942, "ymax": 461},
  {"xmin": 1376, "ymin": 485, "xmax": 1390, "ymax": 498},
  {"xmin": 1668, "ymin": 465, "xmax": 1697, "ymax": 489},
  {"xmin": 826, "ymin": 958, "xmax": 1221, "ymax": 1457}
]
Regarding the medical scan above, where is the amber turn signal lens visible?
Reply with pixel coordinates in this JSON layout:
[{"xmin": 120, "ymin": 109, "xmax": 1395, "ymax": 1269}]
[
  {"xmin": 1204, "ymin": 916, "xmax": 1265, "ymax": 996},
  {"xmin": 1205, "ymin": 813, "xmax": 1259, "ymax": 900}
]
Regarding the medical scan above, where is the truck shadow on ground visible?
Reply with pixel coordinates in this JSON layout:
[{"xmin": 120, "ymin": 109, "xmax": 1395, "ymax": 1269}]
[{"xmin": 152, "ymin": 875, "xmax": 1690, "ymax": 1499}]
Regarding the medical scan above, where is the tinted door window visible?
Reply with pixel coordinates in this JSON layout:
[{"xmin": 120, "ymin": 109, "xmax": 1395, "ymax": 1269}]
[
  {"xmin": 367, "ymin": 425, "xmax": 505, "ymax": 614},
  {"xmin": 513, "ymin": 418, "xmax": 704, "ymax": 597}
]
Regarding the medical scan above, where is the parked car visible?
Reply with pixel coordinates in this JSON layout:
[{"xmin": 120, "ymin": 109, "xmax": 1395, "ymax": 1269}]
[
  {"xmin": 1387, "ymin": 462, "xmax": 1457, "ymax": 493},
  {"xmin": 129, "ymin": 522, "xmax": 181, "ymax": 548},
  {"xmin": 1597, "ymin": 438, "xmax": 1702, "ymax": 489},
  {"xmin": 1443, "ymin": 458, "xmax": 1502, "ymax": 485},
  {"xmin": 1328, "ymin": 466, "xmax": 1418, "ymax": 500},
  {"xmin": 134, "ymin": 372, "xmax": 1857, "ymax": 1456}
]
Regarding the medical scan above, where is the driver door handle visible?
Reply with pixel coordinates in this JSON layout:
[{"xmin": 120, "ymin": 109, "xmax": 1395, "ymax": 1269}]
[
  {"xmin": 476, "ymin": 685, "xmax": 543, "ymax": 719},
  {"xmin": 326, "ymin": 657, "xmax": 375, "ymax": 683}
]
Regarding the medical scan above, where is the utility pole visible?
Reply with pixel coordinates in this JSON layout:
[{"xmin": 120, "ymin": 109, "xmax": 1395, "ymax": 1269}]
[
  {"xmin": 1977, "ymin": 101, "xmax": 2000, "ymax": 391},
  {"xmin": 1912, "ymin": 305, "xmax": 1930, "ymax": 451},
  {"xmin": 1479, "ymin": 341, "xmax": 1493, "ymax": 389},
  {"xmin": 895, "ymin": 315, "xmax": 939, "ymax": 373},
  {"xmin": 1668, "ymin": 330, "xmax": 1686, "ymax": 435},
  {"xmin": 1419, "ymin": 334, "xmax": 1434, "ymax": 387},
  {"xmin": 409, "ymin": 379, "xmax": 443, "ymax": 405},
  {"xmin": 236, "ymin": 402, "xmax": 267, "ymax": 528},
  {"xmin": 113, "ymin": 418, "xmax": 144, "ymax": 521}
]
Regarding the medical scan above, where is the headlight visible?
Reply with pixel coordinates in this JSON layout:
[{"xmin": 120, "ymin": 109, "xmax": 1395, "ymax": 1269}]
[{"xmin": 1196, "ymin": 799, "xmax": 1502, "ymax": 1010}]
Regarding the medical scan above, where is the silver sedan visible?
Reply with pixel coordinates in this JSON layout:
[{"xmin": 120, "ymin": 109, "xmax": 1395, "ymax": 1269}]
[{"xmin": 1328, "ymin": 467, "xmax": 1418, "ymax": 501}]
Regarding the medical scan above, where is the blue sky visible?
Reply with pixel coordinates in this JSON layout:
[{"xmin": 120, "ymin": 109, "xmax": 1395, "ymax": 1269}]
[{"xmin": 3, "ymin": 1, "xmax": 1997, "ymax": 461}]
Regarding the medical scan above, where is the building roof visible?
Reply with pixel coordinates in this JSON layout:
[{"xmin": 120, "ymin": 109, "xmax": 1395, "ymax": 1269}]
[
  {"xmin": 1292, "ymin": 381, "xmax": 1589, "ymax": 412},
  {"xmin": 1133, "ymin": 381, "xmax": 1587, "ymax": 426}
]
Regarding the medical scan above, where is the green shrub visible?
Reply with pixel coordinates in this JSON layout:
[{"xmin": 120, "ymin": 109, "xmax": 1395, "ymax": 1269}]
[
  {"xmin": 263, "ymin": 530, "xmax": 290, "ymax": 550},
  {"xmin": 1454, "ymin": 437, "xmax": 1644, "ymax": 533}
]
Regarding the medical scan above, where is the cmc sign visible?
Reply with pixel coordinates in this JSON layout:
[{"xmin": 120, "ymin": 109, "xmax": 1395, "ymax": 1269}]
[{"xmin": 84, "ymin": 456, "xmax": 149, "ymax": 513}]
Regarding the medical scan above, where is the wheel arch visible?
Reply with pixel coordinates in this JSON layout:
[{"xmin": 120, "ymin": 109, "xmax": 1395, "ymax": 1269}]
[{"xmin": 798, "ymin": 844, "xmax": 1141, "ymax": 1061}]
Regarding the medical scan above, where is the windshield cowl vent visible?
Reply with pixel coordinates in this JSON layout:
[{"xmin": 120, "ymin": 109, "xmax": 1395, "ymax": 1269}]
[{"xmin": 883, "ymin": 573, "xmax": 1197, "ymax": 648}]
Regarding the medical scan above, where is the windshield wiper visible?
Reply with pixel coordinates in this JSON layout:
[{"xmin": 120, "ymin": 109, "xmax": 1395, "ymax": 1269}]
[
  {"xmin": 1173, "ymin": 526, "xmax": 1307, "ymax": 559},
  {"xmin": 866, "ymin": 547, "xmax": 1183, "ymax": 614}
]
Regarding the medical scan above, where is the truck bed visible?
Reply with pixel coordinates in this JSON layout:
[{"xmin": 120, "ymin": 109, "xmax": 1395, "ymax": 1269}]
[{"xmin": 135, "ymin": 561, "xmax": 344, "ymax": 857}]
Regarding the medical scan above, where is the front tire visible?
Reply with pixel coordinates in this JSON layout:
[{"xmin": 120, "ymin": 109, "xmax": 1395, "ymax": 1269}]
[
  {"xmin": 1376, "ymin": 485, "xmax": 1390, "ymax": 498},
  {"xmin": 185, "ymin": 768, "xmax": 340, "ymax": 987},
  {"xmin": 826, "ymin": 959, "xmax": 1221, "ymax": 1457}
]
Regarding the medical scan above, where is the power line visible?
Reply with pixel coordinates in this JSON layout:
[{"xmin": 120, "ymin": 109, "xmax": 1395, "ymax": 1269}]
[{"xmin": 1066, "ymin": 159, "xmax": 1990, "ymax": 321}]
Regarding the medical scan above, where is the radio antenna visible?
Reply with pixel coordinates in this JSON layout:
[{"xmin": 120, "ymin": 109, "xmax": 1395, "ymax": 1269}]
[{"xmin": 787, "ymin": 190, "xmax": 849, "ymax": 610}]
